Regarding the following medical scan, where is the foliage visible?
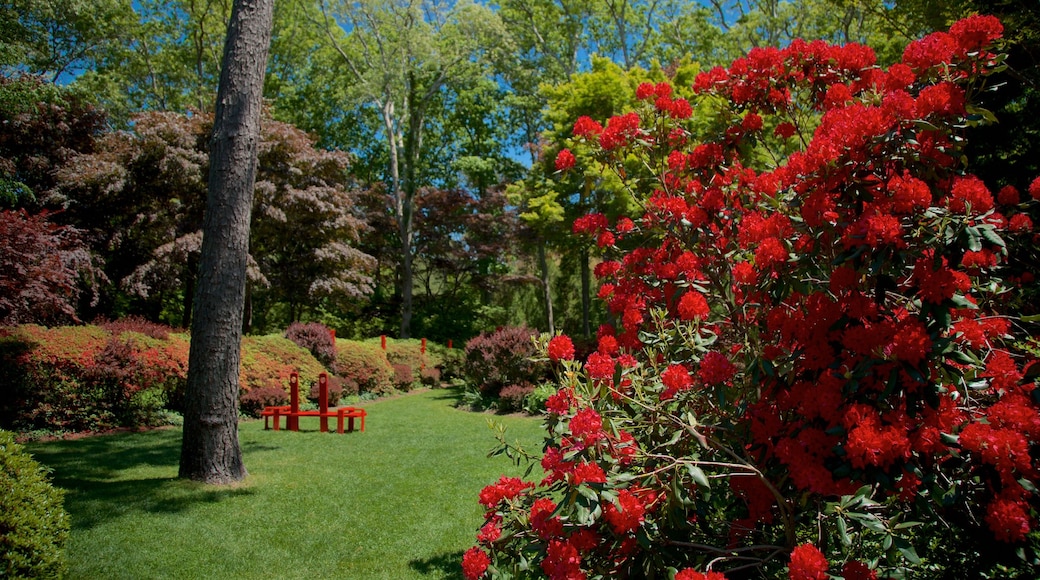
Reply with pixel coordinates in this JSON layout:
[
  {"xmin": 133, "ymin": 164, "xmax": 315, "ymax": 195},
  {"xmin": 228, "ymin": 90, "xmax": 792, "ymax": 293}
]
[
  {"xmin": 420, "ymin": 365, "xmax": 442, "ymax": 387},
  {"xmin": 284, "ymin": 321, "xmax": 337, "ymax": 370},
  {"xmin": 497, "ymin": 383, "xmax": 535, "ymax": 414},
  {"xmin": 0, "ymin": 76, "xmax": 106, "ymax": 207},
  {"xmin": 238, "ymin": 386, "xmax": 288, "ymax": 419},
  {"xmin": 0, "ymin": 323, "xmax": 333, "ymax": 432},
  {"xmin": 0, "ymin": 429, "xmax": 68, "ymax": 578},
  {"xmin": 391, "ymin": 363, "xmax": 415, "ymax": 392},
  {"xmin": 54, "ymin": 108, "xmax": 373, "ymax": 328},
  {"xmin": 307, "ymin": 374, "xmax": 345, "ymax": 407},
  {"xmin": 0, "ymin": 324, "xmax": 188, "ymax": 432},
  {"xmin": 462, "ymin": 326, "xmax": 548, "ymax": 399},
  {"xmin": 468, "ymin": 17, "xmax": 1040, "ymax": 580},
  {"xmin": 238, "ymin": 334, "xmax": 324, "ymax": 395},
  {"xmin": 334, "ymin": 339, "xmax": 394, "ymax": 396},
  {"xmin": 523, "ymin": 382, "xmax": 560, "ymax": 415},
  {"xmin": 0, "ymin": 209, "xmax": 99, "ymax": 326}
]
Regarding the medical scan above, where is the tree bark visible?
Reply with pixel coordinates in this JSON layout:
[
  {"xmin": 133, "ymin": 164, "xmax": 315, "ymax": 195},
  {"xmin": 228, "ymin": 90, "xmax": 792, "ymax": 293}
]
[{"xmin": 179, "ymin": 0, "xmax": 273, "ymax": 485}]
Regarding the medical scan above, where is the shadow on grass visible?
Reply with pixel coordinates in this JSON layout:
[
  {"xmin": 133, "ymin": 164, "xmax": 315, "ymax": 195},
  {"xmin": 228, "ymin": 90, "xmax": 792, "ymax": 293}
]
[
  {"xmin": 409, "ymin": 550, "xmax": 465, "ymax": 579},
  {"xmin": 27, "ymin": 427, "xmax": 272, "ymax": 531}
]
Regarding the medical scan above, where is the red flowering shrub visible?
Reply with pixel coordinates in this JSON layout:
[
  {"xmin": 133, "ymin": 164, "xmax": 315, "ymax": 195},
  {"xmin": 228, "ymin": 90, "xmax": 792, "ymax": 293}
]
[
  {"xmin": 284, "ymin": 322, "xmax": 337, "ymax": 370},
  {"xmin": 0, "ymin": 324, "xmax": 188, "ymax": 431},
  {"xmin": 335, "ymin": 340, "xmax": 394, "ymax": 396},
  {"xmin": 469, "ymin": 17, "xmax": 1040, "ymax": 580},
  {"xmin": 463, "ymin": 326, "xmax": 549, "ymax": 399}
]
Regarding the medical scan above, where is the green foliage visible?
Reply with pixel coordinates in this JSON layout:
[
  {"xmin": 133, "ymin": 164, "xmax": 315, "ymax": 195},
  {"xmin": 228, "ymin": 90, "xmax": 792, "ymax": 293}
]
[
  {"xmin": 334, "ymin": 339, "xmax": 394, "ymax": 396},
  {"xmin": 523, "ymin": 382, "xmax": 559, "ymax": 415},
  {"xmin": 0, "ymin": 430, "xmax": 68, "ymax": 579},
  {"xmin": 239, "ymin": 334, "xmax": 326, "ymax": 395}
]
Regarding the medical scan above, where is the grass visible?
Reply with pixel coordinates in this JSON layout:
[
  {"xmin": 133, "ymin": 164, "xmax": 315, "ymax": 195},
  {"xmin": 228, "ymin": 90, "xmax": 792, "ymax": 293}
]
[{"xmin": 26, "ymin": 387, "xmax": 544, "ymax": 580}]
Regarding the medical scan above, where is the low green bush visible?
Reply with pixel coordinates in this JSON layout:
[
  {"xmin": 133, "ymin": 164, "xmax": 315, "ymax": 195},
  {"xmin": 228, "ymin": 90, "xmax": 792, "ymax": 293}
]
[
  {"xmin": 524, "ymin": 382, "xmax": 559, "ymax": 415},
  {"xmin": 0, "ymin": 429, "xmax": 69, "ymax": 578}
]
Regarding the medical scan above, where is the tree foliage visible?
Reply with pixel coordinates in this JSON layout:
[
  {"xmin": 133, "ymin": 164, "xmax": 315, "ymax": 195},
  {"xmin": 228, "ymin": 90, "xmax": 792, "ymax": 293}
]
[{"xmin": 0, "ymin": 209, "xmax": 98, "ymax": 326}]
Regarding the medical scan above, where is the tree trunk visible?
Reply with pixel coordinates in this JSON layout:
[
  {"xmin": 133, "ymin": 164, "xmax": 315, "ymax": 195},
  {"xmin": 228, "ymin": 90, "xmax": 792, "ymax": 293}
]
[
  {"xmin": 179, "ymin": 0, "xmax": 273, "ymax": 485},
  {"xmin": 538, "ymin": 239, "xmax": 555, "ymax": 335}
]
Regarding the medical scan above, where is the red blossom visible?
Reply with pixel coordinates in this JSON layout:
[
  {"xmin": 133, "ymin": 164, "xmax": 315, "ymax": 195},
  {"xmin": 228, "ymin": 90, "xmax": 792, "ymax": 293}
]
[
  {"xmin": 569, "ymin": 407, "xmax": 605, "ymax": 446},
  {"xmin": 569, "ymin": 461, "xmax": 606, "ymax": 485},
  {"xmin": 677, "ymin": 290, "xmax": 710, "ymax": 321},
  {"xmin": 949, "ymin": 14, "xmax": 1004, "ymax": 52},
  {"xmin": 478, "ymin": 476, "xmax": 534, "ymax": 509},
  {"xmin": 661, "ymin": 364, "xmax": 692, "ymax": 399},
  {"xmin": 1029, "ymin": 176, "xmax": 1040, "ymax": 201},
  {"xmin": 675, "ymin": 570, "xmax": 728, "ymax": 580},
  {"xmin": 698, "ymin": 350, "xmax": 737, "ymax": 386},
  {"xmin": 986, "ymin": 496, "xmax": 1032, "ymax": 543},
  {"xmin": 555, "ymin": 149, "xmax": 576, "ymax": 171},
  {"xmin": 462, "ymin": 547, "xmax": 491, "ymax": 580},
  {"xmin": 548, "ymin": 335, "xmax": 576, "ymax": 362},
  {"xmin": 788, "ymin": 543, "xmax": 829, "ymax": 580},
  {"xmin": 603, "ymin": 489, "xmax": 646, "ymax": 534},
  {"xmin": 841, "ymin": 561, "xmax": 878, "ymax": 580},
  {"xmin": 573, "ymin": 116, "xmax": 603, "ymax": 137}
]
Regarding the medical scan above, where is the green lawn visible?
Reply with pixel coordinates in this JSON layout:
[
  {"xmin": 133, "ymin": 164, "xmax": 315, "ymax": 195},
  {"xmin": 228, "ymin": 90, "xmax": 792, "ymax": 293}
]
[{"xmin": 26, "ymin": 388, "xmax": 544, "ymax": 580}]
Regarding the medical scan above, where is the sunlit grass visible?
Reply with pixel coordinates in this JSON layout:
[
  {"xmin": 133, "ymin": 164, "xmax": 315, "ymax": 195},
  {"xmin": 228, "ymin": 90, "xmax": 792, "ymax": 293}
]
[{"xmin": 27, "ymin": 388, "xmax": 544, "ymax": 580}]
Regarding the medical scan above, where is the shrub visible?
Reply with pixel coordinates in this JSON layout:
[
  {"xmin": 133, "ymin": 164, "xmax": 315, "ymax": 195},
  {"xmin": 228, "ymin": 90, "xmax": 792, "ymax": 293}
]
[
  {"xmin": 336, "ymin": 340, "xmax": 394, "ymax": 396},
  {"xmin": 433, "ymin": 344, "xmax": 465, "ymax": 380},
  {"xmin": 392, "ymin": 363, "xmax": 414, "ymax": 391},
  {"xmin": 307, "ymin": 375, "xmax": 345, "ymax": 407},
  {"xmin": 239, "ymin": 334, "xmax": 325, "ymax": 395},
  {"xmin": 471, "ymin": 18, "xmax": 1040, "ymax": 580},
  {"xmin": 99, "ymin": 316, "xmax": 174, "ymax": 340},
  {"xmin": 0, "ymin": 325, "xmax": 188, "ymax": 432},
  {"xmin": 0, "ymin": 430, "xmax": 68, "ymax": 578},
  {"xmin": 497, "ymin": 383, "xmax": 535, "ymax": 414},
  {"xmin": 462, "ymin": 326, "xmax": 548, "ymax": 398},
  {"xmin": 239, "ymin": 386, "xmax": 288, "ymax": 419},
  {"xmin": 523, "ymin": 382, "xmax": 559, "ymax": 415},
  {"xmin": 284, "ymin": 321, "xmax": 337, "ymax": 370},
  {"xmin": 419, "ymin": 365, "xmax": 442, "ymax": 387}
]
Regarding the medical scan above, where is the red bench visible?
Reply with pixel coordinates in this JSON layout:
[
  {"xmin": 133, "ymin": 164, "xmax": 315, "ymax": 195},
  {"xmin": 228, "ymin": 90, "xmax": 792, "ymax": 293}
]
[{"xmin": 262, "ymin": 373, "xmax": 366, "ymax": 433}]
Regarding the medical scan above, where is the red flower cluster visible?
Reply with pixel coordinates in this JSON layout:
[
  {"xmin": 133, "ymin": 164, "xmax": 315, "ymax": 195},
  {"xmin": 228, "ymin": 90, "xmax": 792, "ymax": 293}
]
[
  {"xmin": 548, "ymin": 335, "xmax": 575, "ymax": 362},
  {"xmin": 788, "ymin": 543, "xmax": 829, "ymax": 580},
  {"xmin": 471, "ymin": 15, "xmax": 1040, "ymax": 580}
]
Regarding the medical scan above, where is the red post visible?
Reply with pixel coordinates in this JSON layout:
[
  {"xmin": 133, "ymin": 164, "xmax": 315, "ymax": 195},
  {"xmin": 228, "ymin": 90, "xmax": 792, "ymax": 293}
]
[
  {"xmin": 421, "ymin": 337, "xmax": 426, "ymax": 370},
  {"xmin": 448, "ymin": 339, "xmax": 452, "ymax": 349},
  {"xmin": 319, "ymin": 373, "xmax": 329, "ymax": 433},
  {"xmin": 329, "ymin": 328, "xmax": 336, "ymax": 342},
  {"xmin": 381, "ymin": 335, "xmax": 386, "ymax": 350},
  {"xmin": 288, "ymin": 373, "xmax": 300, "ymax": 431}
]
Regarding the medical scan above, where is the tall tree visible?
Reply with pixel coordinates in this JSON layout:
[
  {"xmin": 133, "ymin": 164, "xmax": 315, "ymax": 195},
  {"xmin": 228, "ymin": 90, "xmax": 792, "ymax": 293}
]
[
  {"xmin": 179, "ymin": 0, "xmax": 273, "ymax": 484},
  {"xmin": 316, "ymin": 0, "xmax": 507, "ymax": 338},
  {"xmin": 0, "ymin": 0, "xmax": 135, "ymax": 82}
]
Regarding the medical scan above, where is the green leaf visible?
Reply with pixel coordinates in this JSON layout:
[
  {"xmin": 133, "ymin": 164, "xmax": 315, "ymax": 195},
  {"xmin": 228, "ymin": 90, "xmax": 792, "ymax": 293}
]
[
  {"xmin": 686, "ymin": 464, "xmax": 710, "ymax": 489},
  {"xmin": 837, "ymin": 516, "xmax": 851, "ymax": 546}
]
